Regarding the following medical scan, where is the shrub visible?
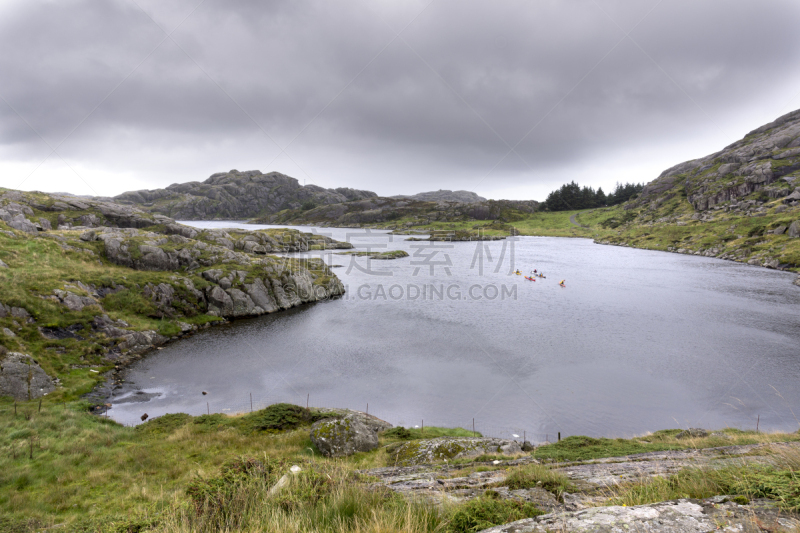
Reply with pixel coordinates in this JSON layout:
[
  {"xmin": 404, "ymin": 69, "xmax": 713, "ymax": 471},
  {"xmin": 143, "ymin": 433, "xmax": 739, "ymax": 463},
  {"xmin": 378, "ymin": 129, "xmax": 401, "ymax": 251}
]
[
  {"xmin": 447, "ymin": 496, "xmax": 543, "ymax": 533},
  {"xmin": 384, "ymin": 426, "xmax": 413, "ymax": 440},
  {"xmin": 500, "ymin": 464, "xmax": 575, "ymax": 498},
  {"xmin": 186, "ymin": 456, "xmax": 282, "ymax": 515},
  {"xmin": 135, "ymin": 413, "xmax": 191, "ymax": 435},
  {"xmin": 244, "ymin": 403, "xmax": 316, "ymax": 432}
]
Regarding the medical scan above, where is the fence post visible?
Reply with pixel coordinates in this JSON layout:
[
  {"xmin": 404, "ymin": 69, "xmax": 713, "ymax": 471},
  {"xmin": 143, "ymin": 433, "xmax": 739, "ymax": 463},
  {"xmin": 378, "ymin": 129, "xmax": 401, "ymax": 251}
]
[
  {"xmin": 558, "ymin": 432, "xmax": 561, "ymax": 442},
  {"xmin": 207, "ymin": 402, "xmax": 210, "ymax": 416},
  {"xmin": 250, "ymin": 393, "xmax": 253, "ymax": 412},
  {"xmin": 473, "ymin": 418, "xmax": 475, "ymax": 437},
  {"xmin": 422, "ymin": 420, "xmax": 424, "ymax": 435}
]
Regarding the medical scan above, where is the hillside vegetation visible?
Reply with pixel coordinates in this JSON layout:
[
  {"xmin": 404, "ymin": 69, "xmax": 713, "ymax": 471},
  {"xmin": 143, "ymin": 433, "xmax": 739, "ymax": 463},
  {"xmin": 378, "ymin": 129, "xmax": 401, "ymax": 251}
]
[{"xmin": 0, "ymin": 188, "xmax": 348, "ymax": 402}]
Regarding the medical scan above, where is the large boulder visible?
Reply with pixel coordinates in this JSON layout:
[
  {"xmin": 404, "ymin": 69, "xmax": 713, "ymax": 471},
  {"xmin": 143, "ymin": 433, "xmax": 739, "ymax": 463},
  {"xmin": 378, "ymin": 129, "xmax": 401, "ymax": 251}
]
[
  {"xmin": 6, "ymin": 214, "xmax": 39, "ymax": 234},
  {"xmin": 53, "ymin": 289, "xmax": 98, "ymax": 312},
  {"xmin": 0, "ymin": 353, "xmax": 56, "ymax": 400},
  {"xmin": 310, "ymin": 414, "xmax": 379, "ymax": 457},
  {"xmin": 227, "ymin": 288, "xmax": 258, "ymax": 317},
  {"xmin": 788, "ymin": 221, "xmax": 800, "ymax": 238},
  {"xmin": 0, "ymin": 303, "xmax": 31, "ymax": 320},
  {"xmin": 117, "ymin": 330, "xmax": 168, "ymax": 354},
  {"xmin": 138, "ymin": 245, "xmax": 179, "ymax": 270},
  {"xmin": 206, "ymin": 285, "xmax": 234, "ymax": 316},
  {"xmin": 312, "ymin": 408, "xmax": 393, "ymax": 434},
  {"xmin": 244, "ymin": 278, "xmax": 279, "ymax": 313}
]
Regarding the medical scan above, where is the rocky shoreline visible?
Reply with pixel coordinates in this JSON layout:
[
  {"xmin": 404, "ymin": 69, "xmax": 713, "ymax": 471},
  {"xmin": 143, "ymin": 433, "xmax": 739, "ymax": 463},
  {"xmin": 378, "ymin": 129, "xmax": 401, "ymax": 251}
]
[
  {"xmin": 593, "ymin": 238, "xmax": 800, "ymax": 285},
  {"xmin": 0, "ymin": 188, "xmax": 353, "ymax": 404}
]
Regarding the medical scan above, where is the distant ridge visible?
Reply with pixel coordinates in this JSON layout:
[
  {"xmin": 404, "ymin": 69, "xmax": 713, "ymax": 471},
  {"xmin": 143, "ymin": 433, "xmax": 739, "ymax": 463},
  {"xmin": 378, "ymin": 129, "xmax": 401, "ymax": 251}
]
[{"xmin": 391, "ymin": 190, "xmax": 486, "ymax": 203}]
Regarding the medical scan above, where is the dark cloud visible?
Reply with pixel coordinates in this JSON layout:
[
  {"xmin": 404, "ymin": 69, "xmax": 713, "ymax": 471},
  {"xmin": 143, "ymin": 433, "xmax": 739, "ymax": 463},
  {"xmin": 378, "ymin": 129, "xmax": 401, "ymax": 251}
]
[{"xmin": 1, "ymin": 0, "xmax": 799, "ymax": 199}]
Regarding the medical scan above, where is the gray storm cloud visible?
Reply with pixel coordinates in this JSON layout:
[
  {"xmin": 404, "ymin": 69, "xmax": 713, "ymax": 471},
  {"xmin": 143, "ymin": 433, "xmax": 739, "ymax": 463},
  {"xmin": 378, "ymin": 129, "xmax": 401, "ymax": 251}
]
[{"xmin": 1, "ymin": 0, "xmax": 799, "ymax": 198}]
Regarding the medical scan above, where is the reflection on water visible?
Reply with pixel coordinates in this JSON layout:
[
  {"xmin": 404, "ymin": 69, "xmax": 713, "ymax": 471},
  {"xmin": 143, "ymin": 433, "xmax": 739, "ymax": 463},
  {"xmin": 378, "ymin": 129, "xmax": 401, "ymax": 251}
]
[{"xmin": 108, "ymin": 222, "xmax": 800, "ymax": 440}]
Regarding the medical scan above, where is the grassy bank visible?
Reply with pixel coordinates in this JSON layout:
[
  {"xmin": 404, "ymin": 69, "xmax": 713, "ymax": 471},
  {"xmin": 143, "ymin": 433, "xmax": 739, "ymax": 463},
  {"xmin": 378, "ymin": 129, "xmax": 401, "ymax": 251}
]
[
  {"xmin": 0, "ymin": 399, "xmax": 477, "ymax": 531},
  {"xmin": 2, "ymin": 397, "xmax": 799, "ymax": 532}
]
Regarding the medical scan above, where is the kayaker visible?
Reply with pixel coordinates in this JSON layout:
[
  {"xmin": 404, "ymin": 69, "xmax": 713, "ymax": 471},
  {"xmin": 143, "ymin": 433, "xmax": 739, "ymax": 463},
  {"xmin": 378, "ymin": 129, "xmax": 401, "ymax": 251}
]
[{"xmin": 559, "ymin": 280, "xmax": 565, "ymax": 287}]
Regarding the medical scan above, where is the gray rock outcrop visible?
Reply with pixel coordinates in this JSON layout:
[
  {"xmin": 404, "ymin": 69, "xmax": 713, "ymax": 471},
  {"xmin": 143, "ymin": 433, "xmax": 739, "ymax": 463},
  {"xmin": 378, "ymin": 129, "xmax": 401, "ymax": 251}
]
[
  {"xmin": 53, "ymin": 289, "xmax": 99, "ymax": 312},
  {"xmin": 0, "ymin": 302, "xmax": 32, "ymax": 320},
  {"xmin": 311, "ymin": 408, "xmax": 393, "ymax": 434},
  {"xmin": 635, "ymin": 109, "xmax": 800, "ymax": 211},
  {"xmin": 388, "ymin": 437, "xmax": 523, "ymax": 466},
  {"xmin": 676, "ymin": 428, "xmax": 708, "ymax": 439},
  {"xmin": 476, "ymin": 497, "xmax": 800, "ymax": 533},
  {"xmin": 0, "ymin": 352, "xmax": 56, "ymax": 400},
  {"xmin": 310, "ymin": 414, "xmax": 380, "ymax": 457},
  {"xmin": 0, "ymin": 190, "xmax": 171, "ymax": 233}
]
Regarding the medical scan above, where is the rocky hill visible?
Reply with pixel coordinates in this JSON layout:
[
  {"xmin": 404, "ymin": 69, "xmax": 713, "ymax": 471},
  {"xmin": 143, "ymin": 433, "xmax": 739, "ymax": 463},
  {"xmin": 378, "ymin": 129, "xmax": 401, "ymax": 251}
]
[
  {"xmin": 584, "ymin": 109, "xmax": 800, "ymax": 273},
  {"xmin": 114, "ymin": 169, "xmax": 377, "ymax": 220},
  {"xmin": 391, "ymin": 189, "xmax": 487, "ymax": 203},
  {"xmin": 0, "ymin": 187, "xmax": 349, "ymax": 401},
  {"xmin": 635, "ymin": 109, "xmax": 800, "ymax": 210}
]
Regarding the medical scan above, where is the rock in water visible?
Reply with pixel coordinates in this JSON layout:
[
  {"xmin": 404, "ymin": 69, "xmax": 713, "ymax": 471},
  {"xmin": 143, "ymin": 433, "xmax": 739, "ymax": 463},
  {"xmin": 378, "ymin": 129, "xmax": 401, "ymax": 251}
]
[{"xmin": 310, "ymin": 414, "xmax": 379, "ymax": 457}]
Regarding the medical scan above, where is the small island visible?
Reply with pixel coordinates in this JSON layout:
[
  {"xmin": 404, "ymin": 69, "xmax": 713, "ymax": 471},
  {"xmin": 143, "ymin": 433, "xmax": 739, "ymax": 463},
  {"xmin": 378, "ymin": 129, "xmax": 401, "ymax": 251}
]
[{"xmin": 336, "ymin": 250, "xmax": 409, "ymax": 259}]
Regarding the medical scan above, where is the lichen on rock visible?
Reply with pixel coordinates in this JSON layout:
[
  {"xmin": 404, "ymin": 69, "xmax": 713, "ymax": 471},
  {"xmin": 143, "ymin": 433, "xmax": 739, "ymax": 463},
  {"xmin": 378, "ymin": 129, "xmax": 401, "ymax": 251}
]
[
  {"xmin": 310, "ymin": 414, "xmax": 379, "ymax": 457},
  {"xmin": 0, "ymin": 352, "xmax": 56, "ymax": 400}
]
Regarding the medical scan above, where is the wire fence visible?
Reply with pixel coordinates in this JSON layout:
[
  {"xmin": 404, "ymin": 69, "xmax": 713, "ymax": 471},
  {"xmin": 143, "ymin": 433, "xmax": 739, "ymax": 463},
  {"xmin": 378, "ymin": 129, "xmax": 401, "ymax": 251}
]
[{"xmin": 170, "ymin": 393, "xmax": 561, "ymax": 445}]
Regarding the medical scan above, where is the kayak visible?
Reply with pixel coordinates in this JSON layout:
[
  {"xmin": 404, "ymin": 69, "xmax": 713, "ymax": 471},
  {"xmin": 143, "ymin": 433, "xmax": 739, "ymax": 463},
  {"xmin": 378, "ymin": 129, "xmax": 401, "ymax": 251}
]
[{"xmin": 524, "ymin": 276, "xmax": 535, "ymax": 281}]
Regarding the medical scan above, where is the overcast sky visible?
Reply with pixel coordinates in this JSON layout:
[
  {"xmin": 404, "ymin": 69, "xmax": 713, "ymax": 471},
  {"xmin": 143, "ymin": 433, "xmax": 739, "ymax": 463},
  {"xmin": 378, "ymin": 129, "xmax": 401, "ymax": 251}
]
[{"xmin": 1, "ymin": 0, "xmax": 799, "ymax": 201}]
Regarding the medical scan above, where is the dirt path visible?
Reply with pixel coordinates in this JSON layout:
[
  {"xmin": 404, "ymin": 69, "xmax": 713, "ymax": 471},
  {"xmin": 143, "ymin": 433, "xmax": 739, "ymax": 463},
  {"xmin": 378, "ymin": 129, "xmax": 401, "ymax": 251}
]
[{"xmin": 569, "ymin": 213, "xmax": 589, "ymax": 228}]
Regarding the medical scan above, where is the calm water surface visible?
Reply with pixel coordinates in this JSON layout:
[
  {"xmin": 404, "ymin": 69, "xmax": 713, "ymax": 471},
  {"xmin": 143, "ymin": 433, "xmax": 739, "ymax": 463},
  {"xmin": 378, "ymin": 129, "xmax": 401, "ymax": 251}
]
[{"xmin": 108, "ymin": 222, "xmax": 800, "ymax": 440}]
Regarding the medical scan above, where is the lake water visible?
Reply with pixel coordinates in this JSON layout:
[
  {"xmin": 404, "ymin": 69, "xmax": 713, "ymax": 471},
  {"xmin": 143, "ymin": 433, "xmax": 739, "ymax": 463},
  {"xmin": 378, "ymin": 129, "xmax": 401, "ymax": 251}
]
[{"xmin": 107, "ymin": 222, "xmax": 800, "ymax": 441}]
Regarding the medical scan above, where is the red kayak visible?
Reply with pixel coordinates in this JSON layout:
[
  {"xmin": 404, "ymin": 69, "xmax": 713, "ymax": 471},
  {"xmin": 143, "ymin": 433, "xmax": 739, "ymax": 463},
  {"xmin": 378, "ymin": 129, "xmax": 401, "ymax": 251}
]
[{"xmin": 524, "ymin": 276, "xmax": 536, "ymax": 281}]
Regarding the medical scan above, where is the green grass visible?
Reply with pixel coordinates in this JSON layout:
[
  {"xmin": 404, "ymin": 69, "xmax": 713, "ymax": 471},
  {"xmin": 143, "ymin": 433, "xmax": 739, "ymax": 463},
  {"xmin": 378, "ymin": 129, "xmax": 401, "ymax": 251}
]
[
  {"xmin": 3, "ymin": 399, "xmax": 800, "ymax": 531},
  {"xmin": 495, "ymin": 464, "xmax": 574, "ymax": 498},
  {"xmin": 382, "ymin": 426, "xmax": 479, "ymax": 441},
  {"xmin": 0, "ymin": 399, "xmax": 516, "ymax": 531},
  {"xmin": 608, "ymin": 447, "xmax": 800, "ymax": 512},
  {"xmin": 533, "ymin": 430, "xmax": 800, "ymax": 463},
  {"xmin": 0, "ymin": 218, "xmax": 342, "ymax": 400},
  {"xmin": 446, "ymin": 494, "xmax": 543, "ymax": 533}
]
